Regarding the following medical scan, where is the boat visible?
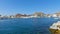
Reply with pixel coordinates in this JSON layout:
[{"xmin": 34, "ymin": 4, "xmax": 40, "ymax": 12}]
[{"xmin": 49, "ymin": 21, "xmax": 60, "ymax": 34}]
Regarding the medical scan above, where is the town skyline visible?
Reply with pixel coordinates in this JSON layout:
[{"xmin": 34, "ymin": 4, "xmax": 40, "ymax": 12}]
[{"xmin": 0, "ymin": 11, "xmax": 60, "ymax": 18}]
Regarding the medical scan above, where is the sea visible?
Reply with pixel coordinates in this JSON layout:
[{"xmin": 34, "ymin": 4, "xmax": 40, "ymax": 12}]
[{"xmin": 0, "ymin": 18, "xmax": 59, "ymax": 34}]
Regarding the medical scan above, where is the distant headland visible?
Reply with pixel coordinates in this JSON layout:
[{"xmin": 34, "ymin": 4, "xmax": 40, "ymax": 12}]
[{"xmin": 0, "ymin": 12, "xmax": 60, "ymax": 18}]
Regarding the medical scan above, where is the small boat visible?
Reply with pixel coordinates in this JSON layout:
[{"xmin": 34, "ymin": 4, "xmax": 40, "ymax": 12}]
[{"xmin": 49, "ymin": 21, "xmax": 60, "ymax": 34}]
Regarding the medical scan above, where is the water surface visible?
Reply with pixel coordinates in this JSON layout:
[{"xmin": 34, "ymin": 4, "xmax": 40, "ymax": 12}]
[{"xmin": 0, "ymin": 18, "xmax": 59, "ymax": 34}]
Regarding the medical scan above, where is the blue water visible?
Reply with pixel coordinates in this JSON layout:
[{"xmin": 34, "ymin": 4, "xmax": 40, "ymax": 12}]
[{"xmin": 0, "ymin": 18, "xmax": 60, "ymax": 34}]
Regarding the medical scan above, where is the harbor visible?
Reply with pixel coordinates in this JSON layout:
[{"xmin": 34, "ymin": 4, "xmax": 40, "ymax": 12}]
[
  {"xmin": 0, "ymin": 18, "xmax": 59, "ymax": 34},
  {"xmin": 0, "ymin": 0, "xmax": 60, "ymax": 34}
]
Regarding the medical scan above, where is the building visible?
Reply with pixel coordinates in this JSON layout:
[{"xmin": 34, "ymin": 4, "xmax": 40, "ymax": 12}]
[
  {"xmin": 33, "ymin": 12, "xmax": 45, "ymax": 17},
  {"xmin": 45, "ymin": 14, "xmax": 52, "ymax": 18},
  {"xmin": 52, "ymin": 14, "xmax": 57, "ymax": 17},
  {"xmin": 9, "ymin": 15, "xmax": 15, "ymax": 18},
  {"xmin": 52, "ymin": 12, "xmax": 60, "ymax": 17}
]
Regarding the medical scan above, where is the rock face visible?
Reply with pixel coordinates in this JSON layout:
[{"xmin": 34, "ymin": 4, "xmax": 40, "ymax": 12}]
[
  {"xmin": 49, "ymin": 21, "xmax": 60, "ymax": 34},
  {"xmin": 15, "ymin": 14, "xmax": 28, "ymax": 18}
]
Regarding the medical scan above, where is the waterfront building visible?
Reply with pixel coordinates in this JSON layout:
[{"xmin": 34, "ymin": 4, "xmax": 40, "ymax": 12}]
[
  {"xmin": 52, "ymin": 14, "xmax": 57, "ymax": 17},
  {"xmin": 1, "ymin": 16, "xmax": 9, "ymax": 19},
  {"xmin": 55, "ymin": 12, "xmax": 60, "ymax": 17},
  {"xmin": 45, "ymin": 14, "xmax": 52, "ymax": 18},
  {"xmin": 52, "ymin": 12, "xmax": 60, "ymax": 18},
  {"xmin": 9, "ymin": 15, "xmax": 15, "ymax": 18},
  {"xmin": 33, "ymin": 12, "xmax": 45, "ymax": 17}
]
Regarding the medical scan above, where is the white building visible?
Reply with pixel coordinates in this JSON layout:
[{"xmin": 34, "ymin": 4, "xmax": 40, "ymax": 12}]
[{"xmin": 52, "ymin": 14, "xmax": 57, "ymax": 17}]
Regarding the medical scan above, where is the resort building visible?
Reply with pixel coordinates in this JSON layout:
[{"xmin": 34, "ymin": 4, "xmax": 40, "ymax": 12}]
[
  {"xmin": 9, "ymin": 15, "xmax": 15, "ymax": 18},
  {"xmin": 52, "ymin": 14, "xmax": 57, "ymax": 17},
  {"xmin": 45, "ymin": 14, "xmax": 52, "ymax": 18},
  {"xmin": 52, "ymin": 12, "xmax": 60, "ymax": 18},
  {"xmin": 33, "ymin": 12, "xmax": 45, "ymax": 17}
]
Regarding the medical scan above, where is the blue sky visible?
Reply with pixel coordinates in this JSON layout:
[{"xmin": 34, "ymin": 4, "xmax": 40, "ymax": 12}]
[{"xmin": 0, "ymin": 0, "xmax": 60, "ymax": 15}]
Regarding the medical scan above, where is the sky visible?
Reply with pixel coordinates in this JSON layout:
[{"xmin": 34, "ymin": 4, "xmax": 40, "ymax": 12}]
[{"xmin": 0, "ymin": 0, "xmax": 60, "ymax": 15}]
